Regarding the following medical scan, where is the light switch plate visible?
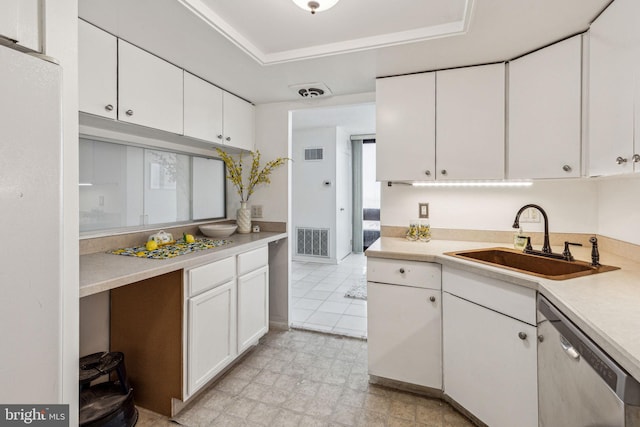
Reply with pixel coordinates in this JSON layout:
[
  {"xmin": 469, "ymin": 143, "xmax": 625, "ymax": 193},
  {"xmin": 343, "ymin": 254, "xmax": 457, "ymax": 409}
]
[
  {"xmin": 251, "ymin": 205, "xmax": 263, "ymax": 218},
  {"xmin": 419, "ymin": 203, "xmax": 429, "ymax": 219}
]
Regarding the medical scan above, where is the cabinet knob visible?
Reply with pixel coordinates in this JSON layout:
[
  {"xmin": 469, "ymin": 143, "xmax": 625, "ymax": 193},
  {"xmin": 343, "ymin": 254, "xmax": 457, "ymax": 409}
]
[
  {"xmin": 616, "ymin": 156, "xmax": 628, "ymax": 165},
  {"xmin": 399, "ymin": 268, "xmax": 405, "ymax": 274},
  {"xmin": 538, "ymin": 335, "xmax": 544, "ymax": 343},
  {"xmin": 225, "ymin": 136, "xmax": 231, "ymax": 142},
  {"xmin": 425, "ymin": 170, "xmax": 431, "ymax": 176},
  {"xmin": 217, "ymin": 134, "xmax": 223, "ymax": 140},
  {"xmin": 105, "ymin": 104, "xmax": 114, "ymax": 112},
  {"xmin": 125, "ymin": 109, "xmax": 134, "ymax": 116},
  {"xmin": 441, "ymin": 169, "xmax": 447, "ymax": 176},
  {"xmin": 429, "ymin": 296, "xmax": 436, "ymax": 302},
  {"xmin": 633, "ymin": 154, "xmax": 640, "ymax": 163},
  {"xmin": 562, "ymin": 164, "xmax": 572, "ymax": 172},
  {"xmin": 518, "ymin": 332, "xmax": 527, "ymax": 340}
]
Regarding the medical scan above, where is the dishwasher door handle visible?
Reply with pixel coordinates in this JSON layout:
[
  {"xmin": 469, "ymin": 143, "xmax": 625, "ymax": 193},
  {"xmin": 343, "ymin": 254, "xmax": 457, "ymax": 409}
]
[{"xmin": 560, "ymin": 335, "xmax": 581, "ymax": 360}]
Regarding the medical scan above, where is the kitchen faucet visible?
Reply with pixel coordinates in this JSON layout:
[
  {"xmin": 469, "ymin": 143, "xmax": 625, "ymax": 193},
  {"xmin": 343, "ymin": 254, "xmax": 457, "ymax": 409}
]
[{"xmin": 512, "ymin": 204, "xmax": 552, "ymax": 254}]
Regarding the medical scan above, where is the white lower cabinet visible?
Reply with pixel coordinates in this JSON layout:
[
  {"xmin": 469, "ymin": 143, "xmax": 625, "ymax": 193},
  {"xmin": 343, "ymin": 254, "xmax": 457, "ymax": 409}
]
[
  {"xmin": 187, "ymin": 280, "xmax": 236, "ymax": 396},
  {"xmin": 442, "ymin": 267, "xmax": 538, "ymax": 427},
  {"xmin": 367, "ymin": 258, "xmax": 442, "ymax": 389},
  {"xmin": 237, "ymin": 265, "xmax": 269, "ymax": 353}
]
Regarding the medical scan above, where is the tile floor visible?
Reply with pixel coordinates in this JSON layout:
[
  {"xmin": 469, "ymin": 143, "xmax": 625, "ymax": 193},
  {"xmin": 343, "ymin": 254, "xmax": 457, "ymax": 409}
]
[
  {"xmin": 136, "ymin": 329, "xmax": 473, "ymax": 427},
  {"xmin": 290, "ymin": 253, "xmax": 368, "ymax": 338}
]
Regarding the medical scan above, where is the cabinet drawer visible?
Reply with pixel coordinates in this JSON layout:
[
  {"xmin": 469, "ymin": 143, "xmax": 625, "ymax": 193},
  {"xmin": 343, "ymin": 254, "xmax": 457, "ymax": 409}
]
[
  {"xmin": 237, "ymin": 246, "xmax": 268, "ymax": 276},
  {"xmin": 442, "ymin": 266, "xmax": 536, "ymax": 325},
  {"xmin": 188, "ymin": 257, "xmax": 235, "ymax": 297},
  {"xmin": 367, "ymin": 257, "xmax": 441, "ymax": 289}
]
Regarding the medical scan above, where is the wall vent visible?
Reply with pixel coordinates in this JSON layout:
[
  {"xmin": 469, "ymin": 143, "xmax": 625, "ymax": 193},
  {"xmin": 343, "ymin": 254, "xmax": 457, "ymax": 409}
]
[
  {"xmin": 304, "ymin": 148, "xmax": 324, "ymax": 161},
  {"xmin": 289, "ymin": 82, "xmax": 333, "ymax": 99},
  {"xmin": 296, "ymin": 227, "xmax": 329, "ymax": 257}
]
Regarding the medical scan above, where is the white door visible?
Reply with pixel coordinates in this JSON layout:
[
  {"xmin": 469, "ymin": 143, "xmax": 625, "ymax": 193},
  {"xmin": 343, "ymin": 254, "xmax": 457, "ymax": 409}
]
[
  {"xmin": 509, "ymin": 35, "xmax": 582, "ymax": 179},
  {"xmin": 183, "ymin": 72, "xmax": 223, "ymax": 143},
  {"xmin": 376, "ymin": 73, "xmax": 436, "ymax": 181},
  {"xmin": 187, "ymin": 280, "xmax": 237, "ymax": 396},
  {"xmin": 443, "ymin": 292, "xmax": 538, "ymax": 427},
  {"xmin": 118, "ymin": 39, "xmax": 184, "ymax": 134},
  {"xmin": 223, "ymin": 92, "xmax": 255, "ymax": 151},
  {"xmin": 589, "ymin": 0, "xmax": 640, "ymax": 176},
  {"xmin": 78, "ymin": 20, "xmax": 117, "ymax": 119},
  {"xmin": 237, "ymin": 266, "xmax": 269, "ymax": 353},
  {"xmin": 368, "ymin": 282, "xmax": 442, "ymax": 389},
  {"xmin": 436, "ymin": 63, "xmax": 505, "ymax": 180},
  {"xmin": 336, "ymin": 136, "xmax": 352, "ymax": 261}
]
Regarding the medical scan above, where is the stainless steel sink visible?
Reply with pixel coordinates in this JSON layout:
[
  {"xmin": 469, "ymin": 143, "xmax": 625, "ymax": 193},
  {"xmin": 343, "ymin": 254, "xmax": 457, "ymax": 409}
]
[{"xmin": 445, "ymin": 247, "xmax": 619, "ymax": 280}]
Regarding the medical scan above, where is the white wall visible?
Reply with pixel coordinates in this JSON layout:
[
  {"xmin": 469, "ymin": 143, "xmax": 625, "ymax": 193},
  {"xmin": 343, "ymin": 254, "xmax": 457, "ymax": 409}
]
[
  {"xmin": 597, "ymin": 175, "xmax": 640, "ymax": 245},
  {"xmin": 381, "ymin": 179, "xmax": 599, "ymax": 234},
  {"xmin": 292, "ymin": 127, "xmax": 337, "ymax": 262},
  {"xmin": 44, "ymin": 0, "xmax": 79, "ymax": 423}
]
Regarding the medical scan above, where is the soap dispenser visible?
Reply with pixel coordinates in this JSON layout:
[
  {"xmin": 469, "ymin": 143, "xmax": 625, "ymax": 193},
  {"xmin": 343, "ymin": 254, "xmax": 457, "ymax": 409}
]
[{"xmin": 514, "ymin": 228, "xmax": 527, "ymax": 250}]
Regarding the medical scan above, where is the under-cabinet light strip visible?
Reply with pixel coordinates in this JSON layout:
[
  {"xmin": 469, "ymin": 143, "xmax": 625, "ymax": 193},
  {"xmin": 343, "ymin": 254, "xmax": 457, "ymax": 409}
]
[{"xmin": 410, "ymin": 181, "xmax": 533, "ymax": 188}]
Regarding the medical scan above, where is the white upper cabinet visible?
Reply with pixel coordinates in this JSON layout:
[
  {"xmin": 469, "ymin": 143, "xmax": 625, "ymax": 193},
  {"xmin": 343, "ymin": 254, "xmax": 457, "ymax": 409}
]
[
  {"xmin": 0, "ymin": 0, "xmax": 41, "ymax": 52},
  {"xmin": 509, "ymin": 35, "xmax": 582, "ymax": 179},
  {"xmin": 223, "ymin": 92, "xmax": 255, "ymax": 151},
  {"xmin": 589, "ymin": 0, "xmax": 640, "ymax": 176},
  {"xmin": 436, "ymin": 64, "xmax": 505, "ymax": 180},
  {"xmin": 184, "ymin": 72, "xmax": 224, "ymax": 142},
  {"xmin": 376, "ymin": 73, "xmax": 436, "ymax": 182},
  {"xmin": 78, "ymin": 20, "xmax": 117, "ymax": 120},
  {"xmin": 118, "ymin": 40, "xmax": 184, "ymax": 135}
]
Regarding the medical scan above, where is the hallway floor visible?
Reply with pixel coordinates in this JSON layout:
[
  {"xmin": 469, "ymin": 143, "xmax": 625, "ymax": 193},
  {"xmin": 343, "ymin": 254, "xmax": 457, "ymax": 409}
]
[
  {"xmin": 290, "ymin": 253, "xmax": 367, "ymax": 338},
  {"xmin": 136, "ymin": 329, "xmax": 473, "ymax": 426}
]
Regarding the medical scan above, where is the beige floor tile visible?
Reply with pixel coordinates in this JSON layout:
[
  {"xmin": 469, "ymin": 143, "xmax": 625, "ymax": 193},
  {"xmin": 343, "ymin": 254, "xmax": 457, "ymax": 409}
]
[
  {"xmin": 246, "ymin": 402, "xmax": 280, "ymax": 425},
  {"xmin": 389, "ymin": 399, "xmax": 417, "ymax": 421}
]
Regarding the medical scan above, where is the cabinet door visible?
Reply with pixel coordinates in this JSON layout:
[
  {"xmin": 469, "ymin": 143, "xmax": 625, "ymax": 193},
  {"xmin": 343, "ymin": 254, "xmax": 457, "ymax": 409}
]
[
  {"xmin": 223, "ymin": 92, "xmax": 254, "ymax": 151},
  {"xmin": 509, "ymin": 35, "xmax": 582, "ymax": 179},
  {"xmin": 443, "ymin": 292, "xmax": 537, "ymax": 427},
  {"xmin": 589, "ymin": 0, "xmax": 640, "ymax": 176},
  {"xmin": 184, "ymin": 72, "xmax": 223, "ymax": 143},
  {"xmin": 436, "ymin": 64, "xmax": 505, "ymax": 180},
  {"xmin": 368, "ymin": 282, "xmax": 441, "ymax": 389},
  {"xmin": 0, "ymin": 0, "xmax": 40, "ymax": 52},
  {"xmin": 187, "ymin": 280, "xmax": 237, "ymax": 396},
  {"xmin": 118, "ymin": 40, "xmax": 184, "ymax": 134},
  {"xmin": 79, "ymin": 20, "xmax": 117, "ymax": 119},
  {"xmin": 0, "ymin": 1, "xmax": 19, "ymax": 43},
  {"xmin": 376, "ymin": 73, "xmax": 436, "ymax": 181},
  {"xmin": 237, "ymin": 265, "xmax": 269, "ymax": 353}
]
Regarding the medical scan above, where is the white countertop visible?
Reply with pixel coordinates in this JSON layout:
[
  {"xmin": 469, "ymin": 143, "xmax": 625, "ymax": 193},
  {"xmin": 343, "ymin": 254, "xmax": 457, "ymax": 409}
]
[
  {"xmin": 366, "ymin": 237, "xmax": 640, "ymax": 383},
  {"xmin": 80, "ymin": 232, "xmax": 287, "ymax": 298}
]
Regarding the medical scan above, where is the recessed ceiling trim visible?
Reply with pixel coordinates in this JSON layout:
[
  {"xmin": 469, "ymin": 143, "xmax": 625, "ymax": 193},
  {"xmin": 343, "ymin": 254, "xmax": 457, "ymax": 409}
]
[{"xmin": 178, "ymin": 0, "xmax": 475, "ymax": 65}]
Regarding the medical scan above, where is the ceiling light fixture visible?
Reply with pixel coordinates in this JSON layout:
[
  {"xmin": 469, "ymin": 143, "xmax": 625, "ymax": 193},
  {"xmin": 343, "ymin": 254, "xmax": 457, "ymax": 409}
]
[{"xmin": 291, "ymin": 0, "xmax": 340, "ymax": 14}]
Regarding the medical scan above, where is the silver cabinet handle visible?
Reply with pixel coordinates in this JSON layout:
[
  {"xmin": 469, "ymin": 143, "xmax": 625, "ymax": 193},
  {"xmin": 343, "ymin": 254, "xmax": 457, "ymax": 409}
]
[
  {"xmin": 616, "ymin": 156, "xmax": 628, "ymax": 165},
  {"xmin": 105, "ymin": 104, "xmax": 114, "ymax": 111},
  {"xmin": 399, "ymin": 268, "xmax": 405, "ymax": 274},
  {"xmin": 560, "ymin": 335, "xmax": 580, "ymax": 360},
  {"xmin": 429, "ymin": 296, "xmax": 436, "ymax": 302},
  {"xmin": 425, "ymin": 170, "xmax": 431, "ymax": 176},
  {"xmin": 633, "ymin": 154, "xmax": 640, "ymax": 163},
  {"xmin": 217, "ymin": 134, "xmax": 223, "ymax": 140},
  {"xmin": 518, "ymin": 332, "xmax": 527, "ymax": 340},
  {"xmin": 125, "ymin": 109, "xmax": 134, "ymax": 116},
  {"xmin": 225, "ymin": 136, "xmax": 231, "ymax": 142},
  {"xmin": 562, "ymin": 164, "xmax": 572, "ymax": 172},
  {"xmin": 441, "ymin": 169, "xmax": 447, "ymax": 176}
]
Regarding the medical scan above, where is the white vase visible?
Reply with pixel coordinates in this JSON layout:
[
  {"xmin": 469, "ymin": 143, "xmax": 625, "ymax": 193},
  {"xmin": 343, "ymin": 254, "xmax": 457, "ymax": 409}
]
[{"xmin": 236, "ymin": 201, "xmax": 251, "ymax": 234}]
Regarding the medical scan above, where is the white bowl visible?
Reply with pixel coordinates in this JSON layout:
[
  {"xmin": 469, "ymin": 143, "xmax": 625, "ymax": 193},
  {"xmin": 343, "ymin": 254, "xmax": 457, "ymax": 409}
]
[{"xmin": 199, "ymin": 224, "xmax": 237, "ymax": 238}]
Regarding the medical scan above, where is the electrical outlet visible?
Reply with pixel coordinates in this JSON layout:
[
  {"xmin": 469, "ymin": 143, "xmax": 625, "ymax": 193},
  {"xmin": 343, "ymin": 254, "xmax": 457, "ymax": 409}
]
[
  {"xmin": 419, "ymin": 203, "xmax": 429, "ymax": 219},
  {"xmin": 519, "ymin": 207, "xmax": 541, "ymax": 223},
  {"xmin": 251, "ymin": 205, "xmax": 263, "ymax": 218}
]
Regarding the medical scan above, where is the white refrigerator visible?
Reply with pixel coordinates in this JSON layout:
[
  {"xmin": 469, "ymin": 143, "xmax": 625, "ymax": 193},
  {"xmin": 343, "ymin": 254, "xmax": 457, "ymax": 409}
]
[{"xmin": 0, "ymin": 43, "xmax": 63, "ymax": 402}]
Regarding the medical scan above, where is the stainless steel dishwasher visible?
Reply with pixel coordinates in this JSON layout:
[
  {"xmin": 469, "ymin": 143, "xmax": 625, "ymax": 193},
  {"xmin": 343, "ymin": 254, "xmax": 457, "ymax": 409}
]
[{"xmin": 537, "ymin": 294, "xmax": 640, "ymax": 426}]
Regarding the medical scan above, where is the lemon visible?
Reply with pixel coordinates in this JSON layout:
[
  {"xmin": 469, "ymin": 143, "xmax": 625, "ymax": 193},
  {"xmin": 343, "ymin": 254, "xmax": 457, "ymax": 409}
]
[
  {"xmin": 146, "ymin": 240, "xmax": 158, "ymax": 251},
  {"xmin": 185, "ymin": 234, "xmax": 195, "ymax": 243}
]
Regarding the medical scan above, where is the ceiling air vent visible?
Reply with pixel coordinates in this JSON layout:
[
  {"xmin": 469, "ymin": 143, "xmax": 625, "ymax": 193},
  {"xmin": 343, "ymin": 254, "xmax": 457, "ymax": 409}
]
[{"xmin": 289, "ymin": 82, "xmax": 333, "ymax": 99}]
